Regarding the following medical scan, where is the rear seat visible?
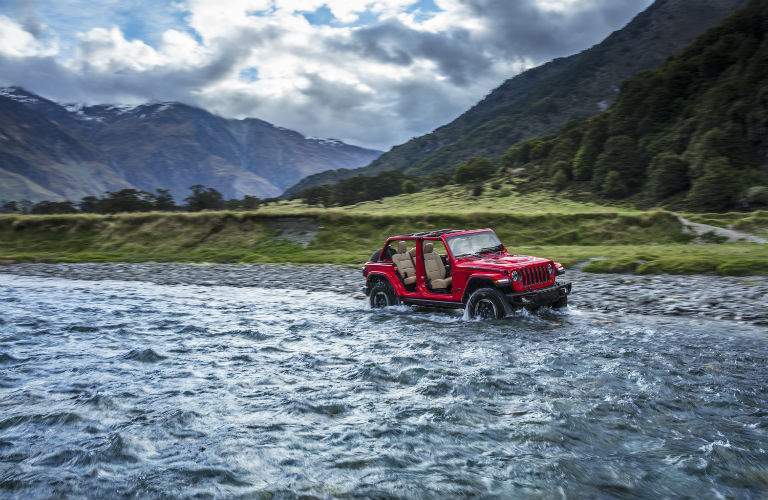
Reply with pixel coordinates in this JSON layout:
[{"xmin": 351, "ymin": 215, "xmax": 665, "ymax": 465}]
[{"xmin": 392, "ymin": 241, "xmax": 417, "ymax": 285}]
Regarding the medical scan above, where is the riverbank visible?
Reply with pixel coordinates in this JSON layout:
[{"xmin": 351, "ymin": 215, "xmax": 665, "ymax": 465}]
[
  {"xmin": 2, "ymin": 262, "xmax": 766, "ymax": 325},
  {"xmin": 1, "ymin": 210, "xmax": 766, "ymax": 275}
]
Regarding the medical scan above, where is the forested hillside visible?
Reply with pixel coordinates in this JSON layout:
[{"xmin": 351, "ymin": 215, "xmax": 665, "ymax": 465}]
[
  {"xmin": 284, "ymin": 0, "xmax": 745, "ymax": 197},
  {"xmin": 505, "ymin": 0, "xmax": 768, "ymax": 211}
]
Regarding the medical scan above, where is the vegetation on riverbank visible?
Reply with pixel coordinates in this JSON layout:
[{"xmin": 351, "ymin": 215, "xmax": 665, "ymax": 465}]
[{"xmin": 1, "ymin": 207, "xmax": 766, "ymax": 276}]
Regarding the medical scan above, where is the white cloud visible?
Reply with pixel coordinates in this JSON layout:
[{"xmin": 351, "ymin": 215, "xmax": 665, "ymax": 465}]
[
  {"xmin": 0, "ymin": 15, "xmax": 58, "ymax": 57},
  {"xmin": 0, "ymin": 0, "xmax": 653, "ymax": 149}
]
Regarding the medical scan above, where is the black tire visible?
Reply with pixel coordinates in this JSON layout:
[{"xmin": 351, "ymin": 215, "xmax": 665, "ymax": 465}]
[
  {"xmin": 551, "ymin": 295, "xmax": 568, "ymax": 309},
  {"xmin": 369, "ymin": 282, "xmax": 399, "ymax": 309},
  {"xmin": 466, "ymin": 287, "xmax": 507, "ymax": 320}
]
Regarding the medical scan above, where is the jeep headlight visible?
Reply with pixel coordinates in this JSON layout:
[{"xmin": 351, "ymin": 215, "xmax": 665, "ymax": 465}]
[
  {"xmin": 547, "ymin": 264, "xmax": 554, "ymax": 275},
  {"xmin": 511, "ymin": 271, "xmax": 521, "ymax": 282}
]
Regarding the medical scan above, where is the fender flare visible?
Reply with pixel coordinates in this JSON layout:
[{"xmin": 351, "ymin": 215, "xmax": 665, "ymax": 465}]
[
  {"xmin": 461, "ymin": 273, "xmax": 510, "ymax": 302},
  {"xmin": 366, "ymin": 272, "xmax": 403, "ymax": 294}
]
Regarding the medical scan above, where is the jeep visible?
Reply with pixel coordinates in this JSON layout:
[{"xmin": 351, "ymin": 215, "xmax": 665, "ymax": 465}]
[{"xmin": 362, "ymin": 228, "xmax": 572, "ymax": 319}]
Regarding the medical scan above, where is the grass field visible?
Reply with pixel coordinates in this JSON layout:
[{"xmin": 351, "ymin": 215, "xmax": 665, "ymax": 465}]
[
  {"xmin": 1, "ymin": 202, "xmax": 767, "ymax": 275},
  {"xmin": 260, "ymin": 183, "xmax": 636, "ymax": 216}
]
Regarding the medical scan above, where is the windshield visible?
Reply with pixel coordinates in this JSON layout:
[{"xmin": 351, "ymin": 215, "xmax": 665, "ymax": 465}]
[{"xmin": 446, "ymin": 231, "xmax": 503, "ymax": 257}]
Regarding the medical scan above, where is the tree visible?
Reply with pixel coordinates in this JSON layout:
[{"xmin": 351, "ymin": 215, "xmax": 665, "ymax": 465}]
[
  {"xmin": 78, "ymin": 196, "xmax": 100, "ymax": 213},
  {"xmin": 30, "ymin": 201, "xmax": 78, "ymax": 214},
  {"xmin": 501, "ymin": 142, "xmax": 532, "ymax": 169},
  {"xmin": 454, "ymin": 157, "xmax": 497, "ymax": 185},
  {"xmin": 741, "ymin": 186, "xmax": 768, "ymax": 209},
  {"xmin": 547, "ymin": 138, "xmax": 577, "ymax": 164},
  {"xmin": 185, "ymin": 185, "xmax": 225, "ymax": 211},
  {"xmin": 548, "ymin": 160, "xmax": 571, "ymax": 179},
  {"xmin": 601, "ymin": 171, "xmax": 629, "ymax": 199},
  {"xmin": 647, "ymin": 153, "xmax": 691, "ymax": 200},
  {"xmin": 241, "ymin": 195, "xmax": 261, "ymax": 210},
  {"xmin": 572, "ymin": 116, "xmax": 609, "ymax": 181},
  {"xmin": 686, "ymin": 157, "xmax": 740, "ymax": 211},
  {"xmin": 593, "ymin": 135, "xmax": 642, "ymax": 195},
  {"xmin": 301, "ymin": 186, "xmax": 333, "ymax": 207},
  {"xmin": 552, "ymin": 169, "xmax": 569, "ymax": 192},
  {"xmin": 154, "ymin": 189, "xmax": 177, "ymax": 211},
  {"xmin": 402, "ymin": 180, "xmax": 418, "ymax": 194},
  {"xmin": 98, "ymin": 189, "xmax": 156, "ymax": 213},
  {"xmin": 1, "ymin": 201, "xmax": 19, "ymax": 213},
  {"xmin": 428, "ymin": 171, "xmax": 452, "ymax": 187}
]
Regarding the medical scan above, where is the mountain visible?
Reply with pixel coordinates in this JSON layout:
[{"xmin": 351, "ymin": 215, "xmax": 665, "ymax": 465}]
[
  {"xmin": 284, "ymin": 0, "xmax": 747, "ymax": 197},
  {"xmin": 504, "ymin": 0, "xmax": 768, "ymax": 212},
  {"xmin": 0, "ymin": 88, "xmax": 381, "ymax": 202}
]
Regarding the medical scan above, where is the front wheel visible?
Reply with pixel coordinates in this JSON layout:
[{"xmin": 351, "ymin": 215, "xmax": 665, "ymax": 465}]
[
  {"xmin": 369, "ymin": 282, "xmax": 399, "ymax": 309},
  {"xmin": 551, "ymin": 296, "xmax": 568, "ymax": 309},
  {"xmin": 466, "ymin": 288, "xmax": 507, "ymax": 320}
]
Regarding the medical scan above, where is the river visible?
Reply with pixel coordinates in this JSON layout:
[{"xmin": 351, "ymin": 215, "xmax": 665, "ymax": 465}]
[{"xmin": 1, "ymin": 264, "xmax": 767, "ymax": 498}]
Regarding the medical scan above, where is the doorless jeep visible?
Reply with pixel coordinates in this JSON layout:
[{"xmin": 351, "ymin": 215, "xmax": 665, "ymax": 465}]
[{"xmin": 363, "ymin": 228, "xmax": 571, "ymax": 319}]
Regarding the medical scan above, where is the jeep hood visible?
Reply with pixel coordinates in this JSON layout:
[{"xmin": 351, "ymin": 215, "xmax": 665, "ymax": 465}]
[{"xmin": 455, "ymin": 254, "xmax": 552, "ymax": 272}]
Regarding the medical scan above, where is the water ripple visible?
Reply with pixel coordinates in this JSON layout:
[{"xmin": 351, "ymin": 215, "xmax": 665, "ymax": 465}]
[{"xmin": 0, "ymin": 269, "xmax": 767, "ymax": 498}]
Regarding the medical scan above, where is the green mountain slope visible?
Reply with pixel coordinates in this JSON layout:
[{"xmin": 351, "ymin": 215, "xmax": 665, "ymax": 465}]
[
  {"xmin": 284, "ymin": 0, "xmax": 746, "ymax": 197},
  {"xmin": 508, "ymin": 0, "xmax": 768, "ymax": 212}
]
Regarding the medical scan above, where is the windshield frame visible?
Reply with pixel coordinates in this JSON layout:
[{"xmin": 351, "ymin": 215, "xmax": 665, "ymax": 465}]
[{"xmin": 445, "ymin": 230, "xmax": 504, "ymax": 259}]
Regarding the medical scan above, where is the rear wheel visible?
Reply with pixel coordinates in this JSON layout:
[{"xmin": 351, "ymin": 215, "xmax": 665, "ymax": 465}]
[
  {"xmin": 369, "ymin": 282, "xmax": 398, "ymax": 309},
  {"xmin": 466, "ymin": 287, "xmax": 506, "ymax": 320}
]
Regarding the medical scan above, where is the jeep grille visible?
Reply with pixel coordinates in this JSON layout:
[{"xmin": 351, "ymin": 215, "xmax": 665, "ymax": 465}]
[{"xmin": 521, "ymin": 265, "xmax": 550, "ymax": 288}]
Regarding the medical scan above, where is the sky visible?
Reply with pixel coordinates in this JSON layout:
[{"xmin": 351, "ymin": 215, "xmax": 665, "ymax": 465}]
[{"xmin": 0, "ymin": 0, "xmax": 653, "ymax": 150}]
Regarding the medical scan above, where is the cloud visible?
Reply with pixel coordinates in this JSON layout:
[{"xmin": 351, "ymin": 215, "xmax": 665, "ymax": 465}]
[{"xmin": 0, "ymin": 0, "xmax": 652, "ymax": 149}]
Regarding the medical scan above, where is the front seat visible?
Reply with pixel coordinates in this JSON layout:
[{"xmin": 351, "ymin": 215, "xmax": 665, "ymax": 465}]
[
  {"xmin": 392, "ymin": 241, "xmax": 417, "ymax": 286},
  {"xmin": 423, "ymin": 242, "xmax": 452, "ymax": 289}
]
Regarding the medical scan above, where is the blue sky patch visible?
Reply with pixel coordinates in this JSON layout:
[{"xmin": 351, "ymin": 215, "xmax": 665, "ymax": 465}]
[{"xmin": 239, "ymin": 67, "xmax": 260, "ymax": 82}]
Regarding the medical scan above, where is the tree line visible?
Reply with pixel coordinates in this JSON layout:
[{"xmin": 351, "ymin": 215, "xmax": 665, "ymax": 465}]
[
  {"xmin": 0, "ymin": 185, "xmax": 264, "ymax": 215},
  {"xmin": 294, "ymin": 159, "xmax": 498, "ymax": 207}
]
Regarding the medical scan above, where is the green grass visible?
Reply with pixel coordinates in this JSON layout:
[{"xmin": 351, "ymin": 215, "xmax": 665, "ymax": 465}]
[
  {"xmin": 1, "ymin": 209, "xmax": 767, "ymax": 275},
  {"xmin": 259, "ymin": 182, "xmax": 637, "ymax": 216}
]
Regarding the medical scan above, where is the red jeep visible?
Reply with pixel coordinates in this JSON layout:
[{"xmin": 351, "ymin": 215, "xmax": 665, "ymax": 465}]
[{"xmin": 363, "ymin": 228, "xmax": 571, "ymax": 319}]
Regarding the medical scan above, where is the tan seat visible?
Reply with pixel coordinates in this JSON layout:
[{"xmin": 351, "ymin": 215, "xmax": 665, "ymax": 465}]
[
  {"xmin": 423, "ymin": 242, "xmax": 452, "ymax": 289},
  {"xmin": 392, "ymin": 241, "xmax": 417, "ymax": 285}
]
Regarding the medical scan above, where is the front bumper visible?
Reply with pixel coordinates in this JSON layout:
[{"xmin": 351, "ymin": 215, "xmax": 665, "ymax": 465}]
[{"xmin": 505, "ymin": 282, "xmax": 572, "ymax": 307}]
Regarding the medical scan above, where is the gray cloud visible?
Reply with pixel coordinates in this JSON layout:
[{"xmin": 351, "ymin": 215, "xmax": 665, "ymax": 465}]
[
  {"xmin": 330, "ymin": 19, "xmax": 493, "ymax": 86},
  {"xmin": 0, "ymin": 0, "xmax": 653, "ymax": 150},
  {"xmin": 465, "ymin": 0, "xmax": 652, "ymax": 60}
]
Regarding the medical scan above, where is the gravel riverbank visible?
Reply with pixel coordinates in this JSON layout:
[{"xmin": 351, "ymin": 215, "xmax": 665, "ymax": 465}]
[{"xmin": 2, "ymin": 263, "xmax": 767, "ymax": 326}]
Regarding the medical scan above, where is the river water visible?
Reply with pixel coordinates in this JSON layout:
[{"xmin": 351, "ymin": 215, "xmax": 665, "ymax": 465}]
[{"xmin": 1, "ymin": 265, "xmax": 767, "ymax": 498}]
